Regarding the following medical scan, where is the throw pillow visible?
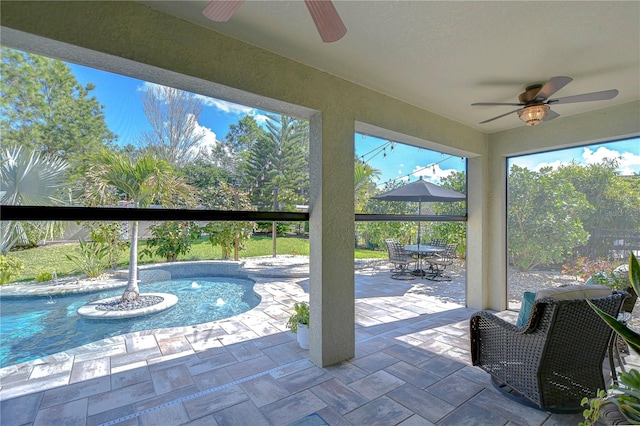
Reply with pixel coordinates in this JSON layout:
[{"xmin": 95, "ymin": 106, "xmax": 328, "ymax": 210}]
[{"xmin": 516, "ymin": 291, "xmax": 536, "ymax": 327}]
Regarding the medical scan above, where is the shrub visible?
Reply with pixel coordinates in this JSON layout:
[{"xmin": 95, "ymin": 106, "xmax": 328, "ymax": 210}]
[
  {"xmin": 87, "ymin": 221, "xmax": 128, "ymax": 270},
  {"xmin": 65, "ymin": 238, "xmax": 109, "ymax": 278},
  {"xmin": 35, "ymin": 270, "xmax": 53, "ymax": 282},
  {"xmin": 141, "ymin": 221, "xmax": 201, "ymax": 262},
  {"xmin": 0, "ymin": 254, "xmax": 25, "ymax": 284}
]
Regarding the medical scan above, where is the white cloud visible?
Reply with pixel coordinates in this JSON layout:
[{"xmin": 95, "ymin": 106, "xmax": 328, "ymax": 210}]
[
  {"xmin": 139, "ymin": 83, "xmax": 261, "ymax": 117},
  {"xmin": 583, "ymin": 146, "xmax": 640, "ymax": 175},
  {"xmin": 411, "ymin": 164, "xmax": 456, "ymax": 183},
  {"xmin": 196, "ymin": 95, "xmax": 255, "ymax": 115},
  {"xmin": 532, "ymin": 160, "xmax": 571, "ymax": 172}
]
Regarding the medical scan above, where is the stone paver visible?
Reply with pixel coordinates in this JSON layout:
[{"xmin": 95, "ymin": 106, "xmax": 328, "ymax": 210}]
[{"xmin": 1, "ymin": 258, "xmax": 636, "ymax": 425}]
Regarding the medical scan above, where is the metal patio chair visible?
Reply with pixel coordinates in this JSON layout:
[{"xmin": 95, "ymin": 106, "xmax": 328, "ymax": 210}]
[
  {"xmin": 384, "ymin": 238, "xmax": 417, "ymax": 280},
  {"xmin": 425, "ymin": 243, "xmax": 457, "ymax": 281}
]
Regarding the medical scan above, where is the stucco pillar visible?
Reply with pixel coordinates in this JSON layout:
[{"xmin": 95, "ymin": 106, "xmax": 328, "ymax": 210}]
[
  {"xmin": 308, "ymin": 112, "xmax": 355, "ymax": 367},
  {"xmin": 466, "ymin": 152, "xmax": 507, "ymax": 311}
]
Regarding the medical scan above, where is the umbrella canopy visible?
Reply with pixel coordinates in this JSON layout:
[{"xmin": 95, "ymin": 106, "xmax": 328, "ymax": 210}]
[{"xmin": 372, "ymin": 178, "xmax": 466, "ymax": 203}]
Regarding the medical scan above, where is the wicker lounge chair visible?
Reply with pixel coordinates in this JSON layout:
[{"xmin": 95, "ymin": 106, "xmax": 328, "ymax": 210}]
[
  {"xmin": 470, "ymin": 288, "xmax": 626, "ymax": 412},
  {"xmin": 384, "ymin": 238, "xmax": 417, "ymax": 280}
]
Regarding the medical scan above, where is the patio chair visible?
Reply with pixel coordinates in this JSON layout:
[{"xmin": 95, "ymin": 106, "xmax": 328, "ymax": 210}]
[
  {"xmin": 384, "ymin": 238, "xmax": 417, "ymax": 280},
  {"xmin": 429, "ymin": 238, "xmax": 447, "ymax": 247},
  {"xmin": 424, "ymin": 243, "xmax": 457, "ymax": 281},
  {"xmin": 470, "ymin": 287, "xmax": 626, "ymax": 413}
]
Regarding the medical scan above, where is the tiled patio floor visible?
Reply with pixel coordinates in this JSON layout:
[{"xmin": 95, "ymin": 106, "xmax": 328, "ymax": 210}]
[{"xmin": 0, "ymin": 260, "xmax": 633, "ymax": 425}]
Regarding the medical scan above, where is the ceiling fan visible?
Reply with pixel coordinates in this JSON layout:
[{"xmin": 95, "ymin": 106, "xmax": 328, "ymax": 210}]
[
  {"xmin": 202, "ymin": 0, "xmax": 347, "ymax": 43},
  {"xmin": 472, "ymin": 76, "xmax": 619, "ymax": 126}
]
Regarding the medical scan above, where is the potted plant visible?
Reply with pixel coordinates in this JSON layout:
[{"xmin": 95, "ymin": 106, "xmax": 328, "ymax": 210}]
[
  {"xmin": 287, "ymin": 301, "xmax": 310, "ymax": 349},
  {"xmin": 581, "ymin": 252, "xmax": 640, "ymax": 425}
]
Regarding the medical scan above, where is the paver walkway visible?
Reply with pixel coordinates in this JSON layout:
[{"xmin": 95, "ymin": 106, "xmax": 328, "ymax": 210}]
[{"xmin": 0, "ymin": 257, "xmax": 635, "ymax": 425}]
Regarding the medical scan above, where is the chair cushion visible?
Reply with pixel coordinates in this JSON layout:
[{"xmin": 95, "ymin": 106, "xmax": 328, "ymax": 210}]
[
  {"xmin": 535, "ymin": 284, "xmax": 611, "ymax": 301},
  {"xmin": 516, "ymin": 291, "xmax": 536, "ymax": 327},
  {"xmin": 515, "ymin": 284, "xmax": 612, "ymax": 328}
]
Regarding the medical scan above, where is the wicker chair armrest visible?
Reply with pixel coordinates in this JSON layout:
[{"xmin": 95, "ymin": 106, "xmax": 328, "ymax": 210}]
[{"xmin": 470, "ymin": 310, "xmax": 544, "ymax": 366}]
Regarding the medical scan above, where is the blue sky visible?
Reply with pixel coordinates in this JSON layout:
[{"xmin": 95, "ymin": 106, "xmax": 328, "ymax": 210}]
[{"xmin": 68, "ymin": 61, "xmax": 639, "ymax": 184}]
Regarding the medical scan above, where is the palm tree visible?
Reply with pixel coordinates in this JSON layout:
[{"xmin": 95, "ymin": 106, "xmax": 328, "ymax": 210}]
[
  {"xmin": 83, "ymin": 148, "xmax": 195, "ymax": 302},
  {"xmin": 0, "ymin": 145, "xmax": 69, "ymax": 253}
]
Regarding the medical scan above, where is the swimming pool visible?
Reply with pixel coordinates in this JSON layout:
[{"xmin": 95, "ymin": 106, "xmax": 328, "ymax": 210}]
[{"xmin": 0, "ymin": 277, "xmax": 260, "ymax": 368}]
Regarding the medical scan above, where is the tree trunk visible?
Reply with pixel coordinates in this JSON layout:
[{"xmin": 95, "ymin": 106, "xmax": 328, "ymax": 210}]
[{"xmin": 121, "ymin": 220, "xmax": 140, "ymax": 302}]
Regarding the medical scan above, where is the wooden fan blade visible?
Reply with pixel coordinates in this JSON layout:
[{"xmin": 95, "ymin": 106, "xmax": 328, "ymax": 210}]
[
  {"xmin": 535, "ymin": 76, "xmax": 573, "ymax": 100},
  {"xmin": 549, "ymin": 89, "xmax": 619, "ymax": 105},
  {"xmin": 542, "ymin": 109, "xmax": 560, "ymax": 122},
  {"xmin": 472, "ymin": 102, "xmax": 523, "ymax": 106},
  {"xmin": 304, "ymin": 0, "xmax": 347, "ymax": 43},
  {"xmin": 479, "ymin": 108, "xmax": 522, "ymax": 124},
  {"xmin": 202, "ymin": 0, "xmax": 244, "ymax": 22}
]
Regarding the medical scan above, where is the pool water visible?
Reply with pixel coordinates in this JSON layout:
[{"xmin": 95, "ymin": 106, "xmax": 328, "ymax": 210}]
[{"xmin": 0, "ymin": 277, "xmax": 260, "ymax": 368}]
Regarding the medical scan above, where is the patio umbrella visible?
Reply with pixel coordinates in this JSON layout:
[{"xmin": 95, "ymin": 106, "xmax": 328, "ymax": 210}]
[{"xmin": 373, "ymin": 177, "xmax": 465, "ymax": 272}]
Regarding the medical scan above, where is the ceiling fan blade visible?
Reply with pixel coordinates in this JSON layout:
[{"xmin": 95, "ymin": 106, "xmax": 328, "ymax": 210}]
[
  {"xmin": 479, "ymin": 108, "xmax": 522, "ymax": 124},
  {"xmin": 535, "ymin": 76, "xmax": 573, "ymax": 100},
  {"xmin": 471, "ymin": 102, "xmax": 523, "ymax": 107},
  {"xmin": 202, "ymin": 0, "xmax": 244, "ymax": 22},
  {"xmin": 549, "ymin": 89, "xmax": 619, "ymax": 105},
  {"xmin": 542, "ymin": 109, "xmax": 560, "ymax": 122},
  {"xmin": 304, "ymin": 0, "xmax": 347, "ymax": 43}
]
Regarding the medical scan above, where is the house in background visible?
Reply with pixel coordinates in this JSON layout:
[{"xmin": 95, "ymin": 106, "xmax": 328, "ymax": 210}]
[{"xmin": 1, "ymin": 1, "xmax": 638, "ymax": 368}]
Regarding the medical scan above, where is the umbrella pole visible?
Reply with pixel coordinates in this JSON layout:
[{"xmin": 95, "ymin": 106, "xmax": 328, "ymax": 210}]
[{"xmin": 417, "ymin": 200, "xmax": 422, "ymax": 276}]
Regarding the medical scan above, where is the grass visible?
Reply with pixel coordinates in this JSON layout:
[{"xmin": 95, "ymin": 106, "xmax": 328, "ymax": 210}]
[{"xmin": 8, "ymin": 235, "xmax": 386, "ymax": 283}]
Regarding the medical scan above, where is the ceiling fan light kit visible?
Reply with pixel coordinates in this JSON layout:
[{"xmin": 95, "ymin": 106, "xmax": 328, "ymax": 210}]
[
  {"xmin": 517, "ymin": 104, "xmax": 549, "ymax": 126},
  {"xmin": 472, "ymin": 76, "xmax": 618, "ymax": 127}
]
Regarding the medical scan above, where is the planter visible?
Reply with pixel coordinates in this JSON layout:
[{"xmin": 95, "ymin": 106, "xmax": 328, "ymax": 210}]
[{"xmin": 297, "ymin": 323, "xmax": 309, "ymax": 349}]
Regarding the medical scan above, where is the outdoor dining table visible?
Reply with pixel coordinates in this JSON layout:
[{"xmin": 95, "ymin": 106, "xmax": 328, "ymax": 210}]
[{"xmin": 404, "ymin": 244, "xmax": 446, "ymax": 277}]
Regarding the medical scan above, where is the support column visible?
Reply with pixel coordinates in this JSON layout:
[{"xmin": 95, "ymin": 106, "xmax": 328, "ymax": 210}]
[
  {"xmin": 466, "ymin": 152, "xmax": 508, "ymax": 311},
  {"xmin": 308, "ymin": 112, "xmax": 355, "ymax": 367}
]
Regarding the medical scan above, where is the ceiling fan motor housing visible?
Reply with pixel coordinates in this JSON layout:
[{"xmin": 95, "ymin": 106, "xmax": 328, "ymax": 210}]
[{"xmin": 519, "ymin": 84, "xmax": 544, "ymax": 104}]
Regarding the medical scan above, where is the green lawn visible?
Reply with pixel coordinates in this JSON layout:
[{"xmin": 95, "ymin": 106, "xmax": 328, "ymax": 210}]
[{"xmin": 9, "ymin": 235, "xmax": 385, "ymax": 282}]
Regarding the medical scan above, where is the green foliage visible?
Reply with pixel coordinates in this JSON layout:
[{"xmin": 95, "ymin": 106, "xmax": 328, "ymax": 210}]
[
  {"xmin": 199, "ymin": 182, "xmax": 255, "ymax": 260},
  {"xmin": 0, "ymin": 146, "xmax": 70, "ymax": 252},
  {"xmin": 0, "ymin": 254, "xmax": 25, "ymax": 284},
  {"xmin": 86, "ymin": 221, "xmax": 128, "ymax": 270},
  {"xmin": 355, "ymin": 160, "xmax": 381, "ymax": 213},
  {"xmin": 508, "ymin": 165, "xmax": 592, "ymax": 271},
  {"xmin": 585, "ymin": 253, "xmax": 640, "ymax": 425},
  {"xmin": 35, "ymin": 270, "xmax": 53, "ymax": 282},
  {"xmin": 286, "ymin": 301, "xmax": 310, "ymax": 333},
  {"xmin": 556, "ymin": 159, "xmax": 640, "ymax": 233},
  {"xmin": 64, "ymin": 238, "xmax": 109, "ymax": 278},
  {"xmin": 562, "ymin": 256, "xmax": 628, "ymax": 287},
  {"xmin": 244, "ymin": 115, "xmax": 309, "ymax": 211},
  {"xmin": 580, "ymin": 389, "xmax": 607, "ymax": 426},
  {"xmin": 0, "ymin": 48, "xmax": 115, "ymax": 174},
  {"xmin": 141, "ymin": 221, "xmax": 201, "ymax": 262}
]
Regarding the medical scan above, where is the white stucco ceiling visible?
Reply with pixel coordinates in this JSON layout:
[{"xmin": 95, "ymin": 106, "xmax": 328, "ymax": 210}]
[{"xmin": 142, "ymin": 1, "xmax": 639, "ymax": 134}]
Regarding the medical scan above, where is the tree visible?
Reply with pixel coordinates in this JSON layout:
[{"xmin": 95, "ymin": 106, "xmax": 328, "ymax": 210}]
[
  {"xmin": 554, "ymin": 159, "xmax": 640, "ymax": 258},
  {"xmin": 225, "ymin": 115, "xmax": 264, "ymax": 153},
  {"xmin": 82, "ymin": 149, "xmax": 195, "ymax": 301},
  {"xmin": 0, "ymin": 48, "xmax": 115, "ymax": 174},
  {"xmin": 139, "ymin": 85, "xmax": 206, "ymax": 167},
  {"xmin": 431, "ymin": 171, "xmax": 467, "ymax": 256},
  {"xmin": 244, "ymin": 115, "xmax": 309, "ymax": 210},
  {"xmin": 508, "ymin": 165, "xmax": 592, "ymax": 271},
  {"xmin": 354, "ymin": 160, "xmax": 380, "ymax": 213},
  {"xmin": 0, "ymin": 146, "xmax": 69, "ymax": 253},
  {"xmin": 200, "ymin": 182, "xmax": 254, "ymax": 260},
  {"xmin": 244, "ymin": 115, "xmax": 309, "ymax": 255}
]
